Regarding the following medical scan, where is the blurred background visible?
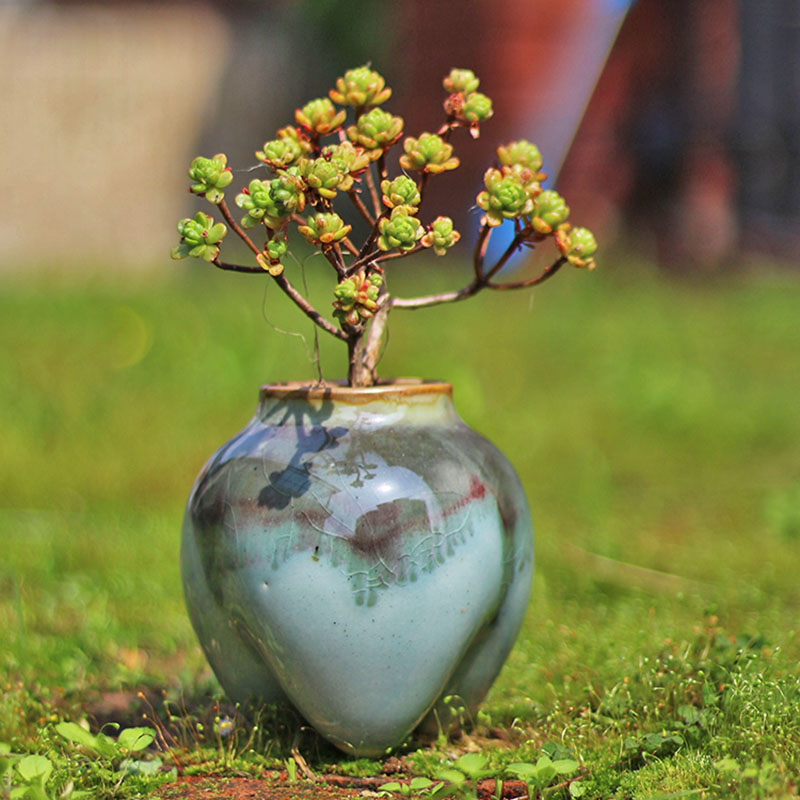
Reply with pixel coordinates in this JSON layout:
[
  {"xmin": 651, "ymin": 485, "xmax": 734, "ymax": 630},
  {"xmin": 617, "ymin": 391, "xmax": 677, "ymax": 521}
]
[
  {"xmin": 3, "ymin": 0, "xmax": 800, "ymax": 272},
  {"xmin": 1, "ymin": 0, "xmax": 799, "ymax": 725}
]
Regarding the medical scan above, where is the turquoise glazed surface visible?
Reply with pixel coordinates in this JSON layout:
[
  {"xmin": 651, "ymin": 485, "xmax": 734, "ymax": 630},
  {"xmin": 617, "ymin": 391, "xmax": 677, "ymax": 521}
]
[{"xmin": 181, "ymin": 381, "xmax": 533, "ymax": 756}]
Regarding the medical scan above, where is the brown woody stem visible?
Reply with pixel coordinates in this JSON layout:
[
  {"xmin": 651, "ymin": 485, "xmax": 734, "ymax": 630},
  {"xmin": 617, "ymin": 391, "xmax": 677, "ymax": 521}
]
[
  {"xmin": 364, "ymin": 164, "xmax": 382, "ymax": 217},
  {"xmin": 374, "ymin": 244, "xmax": 424, "ymax": 263},
  {"xmin": 212, "ymin": 259, "xmax": 263, "ymax": 274},
  {"xmin": 489, "ymin": 255, "xmax": 567, "ymax": 290},
  {"xmin": 218, "ymin": 199, "xmax": 261, "ymax": 256},
  {"xmin": 377, "ymin": 153, "xmax": 388, "ymax": 182},
  {"xmin": 483, "ymin": 227, "xmax": 530, "ymax": 282},
  {"xmin": 473, "ymin": 224, "xmax": 491, "ymax": 279},
  {"xmin": 389, "ymin": 279, "xmax": 481, "ymax": 310},
  {"xmin": 348, "ymin": 189, "xmax": 375, "ymax": 226},
  {"xmin": 340, "ymin": 237, "xmax": 360, "ymax": 257},
  {"xmin": 274, "ymin": 271, "xmax": 348, "ymax": 340}
]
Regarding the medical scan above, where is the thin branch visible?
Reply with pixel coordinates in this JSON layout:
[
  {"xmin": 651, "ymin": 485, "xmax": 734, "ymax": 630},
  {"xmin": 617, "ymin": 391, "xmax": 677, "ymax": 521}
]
[
  {"xmin": 418, "ymin": 171, "xmax": 431, "ymax": 204},
  {"xmin": 374, "ymin": 244, "xmax": 424, "ymax": 263},
  {"xmin": 389, "ymin": 279, "xmax": 481, "ymax": 310},
  {"xmin": 322, "ymin": 244, "xmax": 346, "ymax": 276},
  {"xmin": 274, "ymin": 271, "xmax": 348, "ymax": 340},
  {"xmin": 483, "ymin": 226, "xmax": 531, "ymax": 282},
  {"xmin": 472, "ymin": 224, "xmax": 491, "ymax": 279},
  {"xmin": 376, "ymin": 152, "xmax": 388, "ymax": 182},
  {"xmin": 340, "ymin": 236, "xmax": 360, "ymax": 257},
  {"xmin": 346, "ymin": 249, "xmax": 381, "ymax": 276},
  {"xmin": 212, "ymin": 259, "xmax": 263, "ymax": 274},
  {"xmin": 213, "ymin": 252, "xmax": 347, "ymax": 341},
  {"xmin": 363, "ymin": 164, "xmax": 382, "ymax": 217},
  {"xmin": 437, "ymin": 115, "xmax": 457, "ymax": 143},
  {"xmin": 488, "ymin": 256, "xmax": 567, "ymax": 290},
  {"xmin": 355, "ymin": 211, "xmax": 386, "ymax": 264},
  {"xmin": 218, "ymin": 199, "xmax": 261, "ymax": 256},
  {"xmin": 347, "ymin": 188, "xmax": 375, "ymax": 226}
]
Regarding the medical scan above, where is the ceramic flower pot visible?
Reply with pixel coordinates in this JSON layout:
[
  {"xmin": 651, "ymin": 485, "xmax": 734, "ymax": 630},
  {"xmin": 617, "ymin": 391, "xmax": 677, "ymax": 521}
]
[{"xmin": 181, "ymin": 381, "xmax": 533, "ymax": 756}]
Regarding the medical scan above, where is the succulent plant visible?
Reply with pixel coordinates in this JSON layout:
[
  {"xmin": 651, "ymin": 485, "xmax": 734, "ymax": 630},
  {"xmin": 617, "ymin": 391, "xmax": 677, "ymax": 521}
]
[
  {"xmin": 530, "ymin": 190, "xmax": 570, "ymax": 234},
  {"xmin": 380, "ymin": 175, "xmax": 421, "ymax": 210},
  {"xmin": 332, "ymin": 270, "xmax": 382, "ymax": 328},
  {"xmin": 476, "ymin": 168, "xmax": 535, "ymax": 227},
  {"xmin": 322, "ymin": 141, "xmax": 370, "ymax": 190},
  {"xmin": 555, "ymin": 225, "xmax": 598, "ymax": 270},
  {"xmin": 461, "ymin": 92, "xmax": 493, "ymax": 123},
  {"xmin": 266, "ymin": 237, "xmax": 288, "ymax": 261},
  {"xmin": 171, "ymin": 212, "xmax": 227, "ymax": 262},
  {"xmin": 235, "ymin": 171, "xmax": 305, "ymax": 229},
  {"xmin": 295, "ymin": 98, "xmax": 347, "ymax": 136},
  {"xmin": 497, "ymin": 139, "xmax": 543, "ymax": 173},
  {"xmin": 256, "ymin": 137, "xmax": 305, "ymax": 169},
  {"xmin": 297, "ymin": 212, "xmax": 352, "ymax": 245},
  {"xmin": 443, "ymin": 68, "xmax": 480, "ymax": 94},
  {"xmin": 421, "ymin": 217, "xmax": 460, "ymax": 256},
  {"xmin": 329, "ymin": 65, "xmax": 392, "ymax": 108},
  {"xmin": 188, "ymin": 154, "xmax": 233, "ymax": 203},
  {"xmin": 346, "ymin": 107, "xmax": 404, "ymax": 157},
  {"xmin": 399, "ymin": 133, "xmax": 459, "ymax": 174},
  {"xmin": 303, "ymin": 157, "xmax": 344, "ymax": 200},
  {"xmin": 173, "ymin": 65, "xmax": 597, "ymax": 388},
  {"xmin": 255, "ymin": 236, "xmax": 288, "ymax": 276},
  {"xmin": 377, "ymin": 206, "xmax": 424, "ymax": 252},
  {"xmin": 235, "ymin": 179, "xmax": 275, "ymax": 228}
]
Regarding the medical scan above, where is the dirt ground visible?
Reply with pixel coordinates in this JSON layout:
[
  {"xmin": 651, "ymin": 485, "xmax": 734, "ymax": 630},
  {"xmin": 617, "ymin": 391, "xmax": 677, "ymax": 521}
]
[{"xmin": 153, "ymin": 774, "xmax": 532, "ymax": 799}]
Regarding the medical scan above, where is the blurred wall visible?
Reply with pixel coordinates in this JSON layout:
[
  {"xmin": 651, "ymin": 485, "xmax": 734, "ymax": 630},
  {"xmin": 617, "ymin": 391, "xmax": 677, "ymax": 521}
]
[
  {"xmin": 3, "ymin": 0, "xmax": 797, "ymax": 274},
  {"xmin": 0, "ymin": 3, "xmax": 231, "ymax": 271}
]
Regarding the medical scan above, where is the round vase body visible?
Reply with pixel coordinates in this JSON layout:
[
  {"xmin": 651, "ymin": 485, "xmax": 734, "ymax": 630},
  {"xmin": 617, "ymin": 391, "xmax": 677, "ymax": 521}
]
[{"xmin": 181, "ymin": 382, "xmax": 533, "ymax": 756}]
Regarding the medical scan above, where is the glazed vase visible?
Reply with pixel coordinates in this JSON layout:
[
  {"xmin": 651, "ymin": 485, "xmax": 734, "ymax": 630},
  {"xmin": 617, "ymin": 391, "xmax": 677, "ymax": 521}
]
[{"xmin": 181, "ymin": 381, "xmax": 533, "ymax": 756}]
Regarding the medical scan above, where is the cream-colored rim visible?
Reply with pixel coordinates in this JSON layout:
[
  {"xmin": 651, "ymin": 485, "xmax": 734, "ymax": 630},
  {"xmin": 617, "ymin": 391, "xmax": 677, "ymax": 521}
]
[{"xmin": 259, "ymin": 379, "xmax": 453, "ymax": 403}]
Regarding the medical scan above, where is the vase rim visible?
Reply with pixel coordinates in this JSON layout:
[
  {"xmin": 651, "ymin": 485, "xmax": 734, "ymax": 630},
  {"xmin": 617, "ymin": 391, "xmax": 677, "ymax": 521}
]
[{"xmin": 259, "ymin": 379, "xmax": 453, "ymax": 403}]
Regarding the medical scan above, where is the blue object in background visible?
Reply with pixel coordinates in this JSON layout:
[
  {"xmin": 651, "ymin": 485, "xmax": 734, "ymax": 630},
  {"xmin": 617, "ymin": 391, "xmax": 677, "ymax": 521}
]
[{"xmin": 483, "ymin": 0, "xmax": 635, "ymax": 270}]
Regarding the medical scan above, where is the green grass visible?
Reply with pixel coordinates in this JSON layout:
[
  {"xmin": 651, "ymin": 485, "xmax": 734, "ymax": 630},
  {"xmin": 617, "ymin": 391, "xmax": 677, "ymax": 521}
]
[{"xmin": 1, "ymin": 257, "xmax": 799, "ymax": 798}]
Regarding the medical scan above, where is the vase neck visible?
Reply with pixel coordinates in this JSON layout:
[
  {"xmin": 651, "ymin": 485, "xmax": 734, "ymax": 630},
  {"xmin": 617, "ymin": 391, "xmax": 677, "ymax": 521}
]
[{"xmin": 255, "ymin": 381, "xmax": 460, "ymax": 427}]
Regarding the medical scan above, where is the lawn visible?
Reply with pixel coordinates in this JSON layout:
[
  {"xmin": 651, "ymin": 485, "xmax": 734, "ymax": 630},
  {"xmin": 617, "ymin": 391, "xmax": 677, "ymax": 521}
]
[{"xmin": 1, "ymin": 256, "xmax": 799, "ymax": 798}]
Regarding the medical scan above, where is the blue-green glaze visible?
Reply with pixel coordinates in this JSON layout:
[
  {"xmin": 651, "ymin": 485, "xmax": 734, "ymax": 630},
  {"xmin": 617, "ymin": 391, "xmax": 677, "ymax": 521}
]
[{"xmin": 181, "ymin": 382, "xmax": 533, "ymax": 756}]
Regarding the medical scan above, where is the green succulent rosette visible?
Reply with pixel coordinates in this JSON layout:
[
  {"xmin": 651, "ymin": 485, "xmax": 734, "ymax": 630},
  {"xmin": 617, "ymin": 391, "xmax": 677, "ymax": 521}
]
[
  {"xmin": 421, "ymin": 216, "xmax": 460, "ymax": 256},
  {"xmin": 255, "ymin": 137, "xmax": 304, "ymax": 169},
  {"xmin": 329, "ymin": 65, "xmax": 392, "ymax": 108},
  {"xmin": 321, "ymin": 142, "xmax": 370, "ymax": 191},
  {"xmin": 346, "ymin": 107, "xmax": 404, "ymax": 159},
  {"xmin": 269, "ymin": 169, "xmax": 306, "ymax": 216},
  {"xmin": 254, "ymin": 236, "xmax": 288, "ymax": 276},
  {"xmin": 461, "ymin": 92, "xmax": 493, "ymax": 123},
  {"xmin": 171, "ymin": 212, "xmax": 227, "ymax": 262},
  {"xmin": 502, "ymin": 163, "xmax": 544, "ymax": 197},
  {"xmin": 399, "ymin": 133, "xmax": 459, "ymax": 174},
  {"xmin": 476, "ymin": 167, "xmax": 535, "ymax": 227},
  {"xmin": 188, "ymin": 154, "xmax": 233, "ymax": 204},
  {"xmin": 295, "ymin": 98, "xmax": 347, "ymax": 136},
  {"xmin": 235, "ymin": 179, "xmax": 275, "ymax": 228},
  {"xmin": 555, "ymin": 224, "xmax": 598, "ymax": 270},
  {"xmin": 267, "ymin": 237, "xmax": 288, "ymax": 261},
  {"xmin": 377, "ymin": 205, "xmax": 424, "ymax": 252},
  {"xmin": 297, "ymin": 212, "xmax": 352, "ymax": 245},
  {"xmin": 303, "ymin": 157, "xmax": 343, "ymax": 200},
  {"xmin": 443, "ymin": 68, "xmax": 480, "ymax": 94},
  {"xmin": 333, "ymin": 270, "xmax": 380, "ymax": 327},
  {"xmin": 530, "ymin": 190, "xmax": 570, "ymax": 234},
  {"xmin": 235, "ymin": 170, "xmax": 305, "ymax": 229},
  {"xmin": 497, "ymin": 139, "xmax": 543, "ymax": 173},
  {"xmin": 380, "ymin": 175, "xmax": 420, "ymax": 210}
]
